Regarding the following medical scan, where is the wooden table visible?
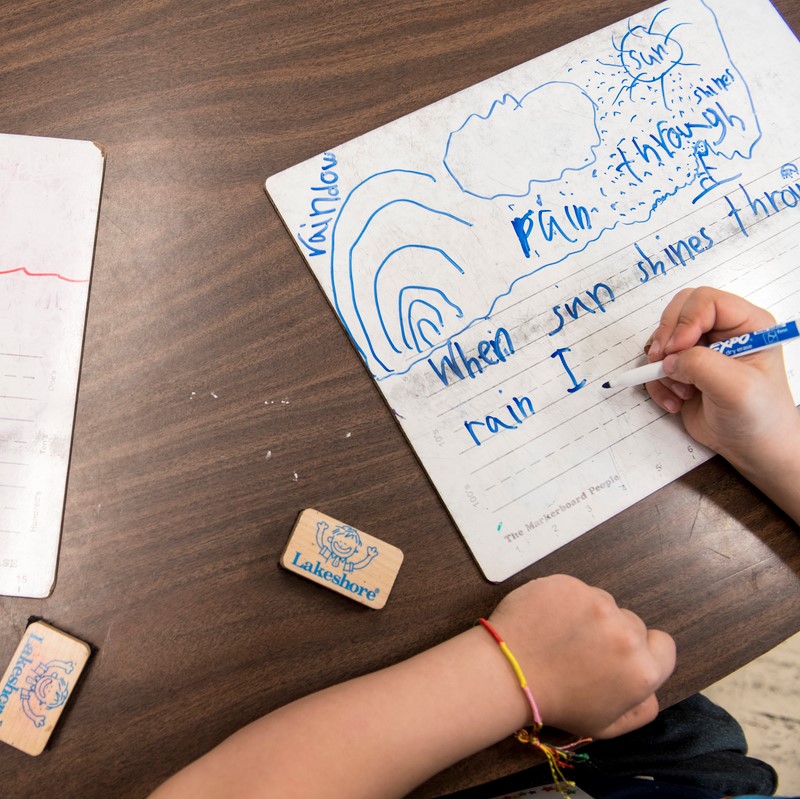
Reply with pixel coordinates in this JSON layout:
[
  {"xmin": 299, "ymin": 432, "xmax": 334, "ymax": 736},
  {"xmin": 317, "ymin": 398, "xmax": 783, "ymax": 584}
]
[{"xmin": 2, "ymin": 1, "xmax": 798, "ymax": 796}]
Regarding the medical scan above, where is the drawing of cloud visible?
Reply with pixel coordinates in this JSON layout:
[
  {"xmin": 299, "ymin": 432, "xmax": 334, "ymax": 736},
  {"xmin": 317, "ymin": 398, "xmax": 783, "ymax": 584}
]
[{"xmin": 443, "ymin": 81, "xmax": 600, "ymax": 200}]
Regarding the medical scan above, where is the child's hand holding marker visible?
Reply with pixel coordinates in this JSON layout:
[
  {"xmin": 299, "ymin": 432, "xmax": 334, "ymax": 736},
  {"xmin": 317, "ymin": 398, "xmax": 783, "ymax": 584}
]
[{"xmin": 643, "ymin": 287, "xmax": 800, "ymax": 523}]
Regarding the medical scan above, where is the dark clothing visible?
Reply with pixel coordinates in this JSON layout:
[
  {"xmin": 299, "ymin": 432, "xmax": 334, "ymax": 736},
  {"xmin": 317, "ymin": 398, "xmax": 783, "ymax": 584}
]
[{"xmin": 439, "ymin": 695, "xmax": 784, "ymax": 799}]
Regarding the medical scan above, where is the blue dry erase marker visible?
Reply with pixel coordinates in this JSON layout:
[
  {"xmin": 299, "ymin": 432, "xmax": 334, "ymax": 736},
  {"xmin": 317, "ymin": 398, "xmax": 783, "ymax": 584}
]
[{"xmin": 602, "ymin": 320, "xmax": 799, "ymax": 389}]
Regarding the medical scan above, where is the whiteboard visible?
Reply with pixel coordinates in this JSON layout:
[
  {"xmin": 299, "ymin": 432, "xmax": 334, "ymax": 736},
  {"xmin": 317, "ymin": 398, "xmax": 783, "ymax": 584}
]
[
  {"xmin": 0, "ymin": 134, "xmax": 105, "ymax": 597},
  {"xmin": 267, "ymin": 0, "xmax": 800, "ymax": 582}
]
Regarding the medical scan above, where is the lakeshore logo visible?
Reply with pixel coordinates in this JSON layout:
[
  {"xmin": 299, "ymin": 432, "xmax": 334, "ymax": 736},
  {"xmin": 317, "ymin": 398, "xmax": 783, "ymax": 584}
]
[
  {"xmin": 21, "ymin": 658, "xmax": 73, "ymax": 728},
  {"xmin": 0, "ymin": 630, "xmax": 72, "ymax": 730},
  {"xmin": 315, "ymin": 520, "xmax": 378, "ymax": 572},
  {"xmin": 0, "ymin": 620, "xmax": 91, "ymax": 755},
  {"xmin": 281, "ymin": 509, "xmax": 404, "ymax": 609},
  {"xmin": 290, "ymin": 520, "xmax": 381, "ymax": 602}
]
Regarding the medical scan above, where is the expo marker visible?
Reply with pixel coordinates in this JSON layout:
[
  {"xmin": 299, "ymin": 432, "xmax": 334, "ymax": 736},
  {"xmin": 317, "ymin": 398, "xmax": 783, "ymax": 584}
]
[{"xmin": 602, "ymin": 320, "xmax": 800, "ymax": 389}]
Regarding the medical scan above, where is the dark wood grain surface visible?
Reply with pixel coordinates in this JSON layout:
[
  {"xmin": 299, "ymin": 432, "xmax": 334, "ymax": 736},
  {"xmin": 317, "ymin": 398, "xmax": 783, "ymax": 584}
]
[{"xmin": 1, "ymin": 1, "xmax": 799, "ymax": 796}]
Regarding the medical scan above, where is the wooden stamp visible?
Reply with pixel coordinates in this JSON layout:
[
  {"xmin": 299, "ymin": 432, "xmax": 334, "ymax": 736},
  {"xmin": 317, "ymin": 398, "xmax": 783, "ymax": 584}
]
[
  {"xmin": 0, "ymin": 620, "xmax": 91, "ymax": 755},
  {"xmin": 280, "ymin": 509, "xmax": 403, "ymax": 609}
]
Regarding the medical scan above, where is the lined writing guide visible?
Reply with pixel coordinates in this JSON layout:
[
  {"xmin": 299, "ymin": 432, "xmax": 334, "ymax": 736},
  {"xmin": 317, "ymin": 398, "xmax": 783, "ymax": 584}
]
[
  {"xmin": 267, "ymin": 0, "xmax": 800, "ymax": 581},
  {"xmin": 0, "ymin": 134, "xmax": 104, "ymax": 597}
]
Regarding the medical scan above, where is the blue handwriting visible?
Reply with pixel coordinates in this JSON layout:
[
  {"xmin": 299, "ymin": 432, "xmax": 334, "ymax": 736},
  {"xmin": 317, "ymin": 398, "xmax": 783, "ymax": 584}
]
[
  {"xmin": 429, "ymin": 328, "xmax": 514, "ymax": 387},
  {"xmin": 512, "ymin": 204, "xmax": 595, "ymax": 258},
  {"xmin": 548, "ymin": 282, "xmax": 615, "ymax": 335},
  {"xmin": 724, "ymin": 178, "xmax": 800, "ymax": 237},
  {"xmin": 297, "ymin": 152, "xmax": 340, "ymax": 257},
  {"xmin": 463, "ymin": 348, "xmax": 585, "ymax": 446},
  {"xmin": 634, "ymin": 225, "xmax": 714, "ymax": 282}
]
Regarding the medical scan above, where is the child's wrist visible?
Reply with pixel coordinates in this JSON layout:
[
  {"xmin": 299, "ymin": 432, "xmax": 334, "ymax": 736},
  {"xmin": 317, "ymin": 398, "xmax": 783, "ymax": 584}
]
[
  {"xmin": 472, "ymin": 617, "xmax": 592, "ymax": 789},
  {"xmin": 725, "ymin": 411, "xmax": 800, "ymax": 514},
  {"xmin": 461, "ymin": 624, "xmax": 532, "ymax": 732},
  {"xmin": 735, "ymin": 413, "xmax": 799, "ymax": 471}
]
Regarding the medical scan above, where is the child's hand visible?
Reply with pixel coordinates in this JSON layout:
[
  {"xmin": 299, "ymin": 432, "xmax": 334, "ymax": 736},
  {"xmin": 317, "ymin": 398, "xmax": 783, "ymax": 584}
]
[
  {"xmin": 488, "ymin": 575, "xmax": 675, "ymax": 739},
  {"xmin": 644, "ymin": 287, "xmax": 799, "ymax": 477}
]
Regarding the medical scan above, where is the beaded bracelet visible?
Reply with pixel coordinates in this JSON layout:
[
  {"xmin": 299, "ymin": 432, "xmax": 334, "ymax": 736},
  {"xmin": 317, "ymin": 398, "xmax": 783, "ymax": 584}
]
[{"xmin": 476, "ymin": 618, "xmax": 591, "ymax": 795}]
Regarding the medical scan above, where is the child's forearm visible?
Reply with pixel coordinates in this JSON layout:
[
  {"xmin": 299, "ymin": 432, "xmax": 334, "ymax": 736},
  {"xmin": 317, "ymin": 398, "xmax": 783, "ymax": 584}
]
[
  {"xmin": 148, "ymin": 626, "xmax": 528, "ymax": 799},
  {"xmin": 148, "ymin": 575, "xmax": 674, "ymax": 799},
  {"xmin": 727, "ymin": 410, "xmax": 800, "ymax": 525}
]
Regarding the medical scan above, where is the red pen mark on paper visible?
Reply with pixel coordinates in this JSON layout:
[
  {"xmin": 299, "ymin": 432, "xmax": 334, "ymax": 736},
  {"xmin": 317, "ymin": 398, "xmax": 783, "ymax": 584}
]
[{"xmin": 0, "ymin": 266, "xmax": 88, "ymax": 283}]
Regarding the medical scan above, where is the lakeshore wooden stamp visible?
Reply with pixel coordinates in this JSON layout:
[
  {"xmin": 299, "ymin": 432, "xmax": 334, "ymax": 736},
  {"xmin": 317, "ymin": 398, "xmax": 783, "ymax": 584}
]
[
  {"xmin": 281, "ymin": 509, "xmax": 403, "ymax": 609},
  {"xmin": 0, "ymin": 620, "xmax": 91, "ymax": 755}
]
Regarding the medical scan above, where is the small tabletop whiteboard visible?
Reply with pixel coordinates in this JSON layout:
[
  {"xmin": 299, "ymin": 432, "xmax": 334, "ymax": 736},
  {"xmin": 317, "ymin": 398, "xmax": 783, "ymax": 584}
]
[
  {"xmin": 0, "ymin": 134, "xmax": 104, "ymax": 597},
  {"xmin": 268, "ymin": 0, "xmax": 800, "ymax": 581}
]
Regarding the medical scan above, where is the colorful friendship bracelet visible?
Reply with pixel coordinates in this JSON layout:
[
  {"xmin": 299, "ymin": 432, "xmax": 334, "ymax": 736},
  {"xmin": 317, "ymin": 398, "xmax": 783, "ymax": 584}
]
[
  {"xmin": 476, "ymin": 618, "xmax": 591, "ymax": 796},
  {"xmin": 476, "ymin": 617, "xmax": 543, "ymax": 727}
]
